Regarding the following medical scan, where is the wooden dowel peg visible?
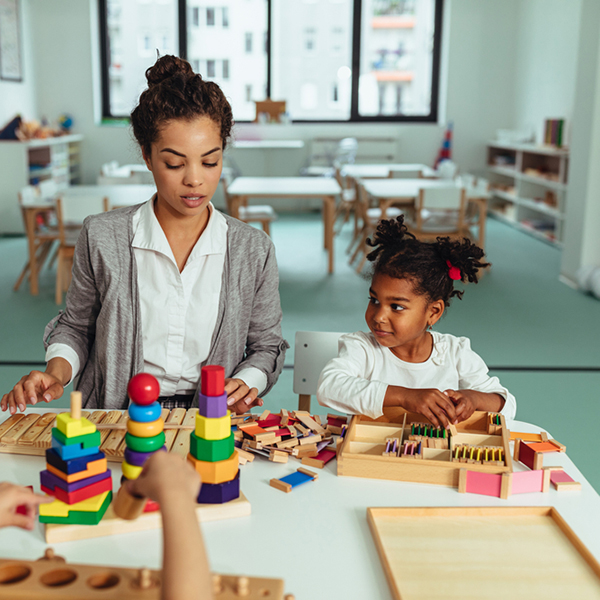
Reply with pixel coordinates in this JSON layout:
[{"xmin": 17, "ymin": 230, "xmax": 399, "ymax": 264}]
[
  {"xmin": 112, "ymin": 484, "xmax": 147, "ymax": 521},
  {"xmin": 70, "ymin": 391, "xmax": 82, "ymax": 420}
]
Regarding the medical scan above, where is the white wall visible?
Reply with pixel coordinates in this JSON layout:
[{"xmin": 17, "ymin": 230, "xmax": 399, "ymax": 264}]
[
  {"xmin": 26, "ymin": 0, "xmax": 520, "ymax": 187},
  {"xmin": 0, "ymin": 0, "xmax": 37, "ymax": 130},
  {"xmin": 513, "ymin": 0, "xmax": 581, "ymax": 145}
]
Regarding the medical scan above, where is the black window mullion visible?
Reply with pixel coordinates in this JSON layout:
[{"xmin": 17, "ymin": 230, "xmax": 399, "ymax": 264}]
[
  {"xmin": 98, "ymin": 0, "xmax": 111, "ymax": 119},
  {"xmin": 179, "ymin": 0, "xmax": 187, "ymax": 59},
  {"xmin": 350, "ymin": 0, "xmax": 362, "ymax": 121},
  {"xmin": 266, "ymin": 0, "xmax": 272, "ymax": 99}
]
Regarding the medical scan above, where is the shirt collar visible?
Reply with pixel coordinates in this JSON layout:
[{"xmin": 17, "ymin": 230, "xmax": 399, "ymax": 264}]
[{"xmin": 132, "ymin": 198, "xmax": 227, "ymax": 261}]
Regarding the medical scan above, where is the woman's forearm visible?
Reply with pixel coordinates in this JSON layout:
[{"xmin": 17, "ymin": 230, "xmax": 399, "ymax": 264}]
[{"xmin": 46, "ymin": 358, "xmax": 72, "ymax": 387}]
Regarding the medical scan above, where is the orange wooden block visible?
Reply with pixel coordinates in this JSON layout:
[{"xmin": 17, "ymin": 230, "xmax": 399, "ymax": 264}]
[
  {"xmin": 526, "ymin": 441, "xmax": 561, "ymax": 454},
  {"xmin": 187, "ymin": 451, "xmax": 239, "ymax": 484},
  {"xmin": 46, "ymin": 458, "xmax": 108, "ymax": 483}
]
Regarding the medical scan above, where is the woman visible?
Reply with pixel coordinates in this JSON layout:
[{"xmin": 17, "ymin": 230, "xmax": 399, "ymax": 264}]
[{"xmin": 2, "ymin": 55, "xmax": 287, "ymax": 414}]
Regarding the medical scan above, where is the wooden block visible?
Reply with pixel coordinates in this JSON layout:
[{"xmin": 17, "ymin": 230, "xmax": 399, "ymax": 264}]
[
  {"xmin": 458, "ymin": 469, "xmax": 467, "ymax": 493},
  {"xmin": 276, "ymin": 438, "xmax": 299, "ymax": 449},
  {"xmin": 0, "ymin": 413, "xmax": 25, "ymax": 440},
  {"xmin": 280, "ymin": 409, "xmax": 289, "ymax": 426},
  {"xmin": 40, "ymin": 490, "xmax": 111, "ymax": 519},
  {"xmin": 301, "ymin": 448, "xmax": 336, "ymax": 469},
  {"xmin": 259, "ymin": 410, "xmax": 270, "ymax": 421},
  {"xmin": 541, "ymin": 431, "xmax": 549, "ymax": 442},
  {"xmin": 56, "ymin": 414, "xmax": 96, "ymax": 439},
  {"xmin": 294, "ymin": 424, "xmax": 309, "ymax": 436},
  {"xmin": 18, "ymin": 413, "xmax": 56, "ymax": 446},
  {"xmin": 100, "ymin": 412, "xmax": 128, "ymax": 457},
  {"xmin": 269, "ymin": 450, "xmax": 288, "ymax": 464},
  {"xmin": 98, "ymin": 411, "xmax": 124, "ymax": 445},
  {"xmin": 297, "ymin": 467, "xmax": 318, "ymax": 480},
  {"xmin": 2, "ymin": 413, "xmax": 41, "ymax": 445},
  {"xmin": 549, "ymin": 439, "xmax": 566, "ymax": 452},
  {"xmin": 47, "ymin": 458, "xmax": 108, "ymax": 483},
  {"xmin": 112, "ymin": 485, "xmax": 147, "ymax": 521},
  {"xmin": 550, "ymin": 469, "xmax": 581, "ymax": 491},
  {"xmin": 295, "ymin": 445, "xmax": 318, "ymax": 458},
  {"xmin": 196, "ymin": 411, "xmax": 231, "ymax": 441},
  {"xmin": 270, "ymin": 478, "xmax": 292, "ymax": 493},
  {"xmin": 500, "ymin": 472, "xmax": 512, "ymax": 499},
  {"xmin": 448, "ymin": 423, "xmax": 458, "ymax": 436},
  {"xmin": 464, "ymin": 471, "xmax": 503, "ymax": 497},
  {"xmin": 511, "ymin": 470, "xmax": 545, "ymax": 494},
  {"xmin": 187, "ymin": 451, "xmax": 239, "ymax": 484},
  {"xmin": 299, "ymin": 434, "xmax": 322, "ymax": 446},
  {"xmin": 294, "ymin": 412, "xmax": 326, "ymax": 435},
  {"xmin": 542, "ymin": 468, "xmax": 551, "ymax": 492},
  {"xmin": 170, "ymin": 408, "xmax": 198, "ymax": 458},
  {"xmin": 236, "ymin": 448, "xmax": 255, "ymax": 463}
]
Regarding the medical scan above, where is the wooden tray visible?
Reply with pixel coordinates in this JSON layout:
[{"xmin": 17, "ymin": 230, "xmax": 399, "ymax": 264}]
[
  {"xmin": 0, "ymin": 552, "xmax": 285, "ymax": 599},
  {"xmin": 367, "ymin": 506, "xmax": 600, "ymax": 600},
  {"xmin": 337, "ymin": 410, "xmax": 512, "ymax": 487},
  {"xmin": 0, "ymin": 409, "xmax": 198, "ymax": 463}
]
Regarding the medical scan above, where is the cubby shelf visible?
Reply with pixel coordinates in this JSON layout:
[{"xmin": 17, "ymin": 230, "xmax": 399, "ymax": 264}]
[{"xmin": 486, "ymin": 142, "xmax": 568, "ymax": 247}]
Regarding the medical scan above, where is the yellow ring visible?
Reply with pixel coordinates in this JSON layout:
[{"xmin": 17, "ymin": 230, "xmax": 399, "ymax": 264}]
[
  {"xmin": 121, "ymin": 461, "xmax": 143, "ymax": 480},
  {"xmin": 127, "ymin": 418, "xmax": 164, "ymax": 438}
]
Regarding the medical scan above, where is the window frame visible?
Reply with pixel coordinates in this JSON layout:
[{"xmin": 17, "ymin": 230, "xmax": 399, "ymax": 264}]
[{"xmin": 99, "ymin": 0, "xmax": 444, "ymax": 123}]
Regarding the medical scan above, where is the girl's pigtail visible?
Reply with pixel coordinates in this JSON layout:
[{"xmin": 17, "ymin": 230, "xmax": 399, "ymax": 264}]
[
  {"xmin": 366, "ymin": 216, "xmax": 415, "ymax": 263},
  {"xmin": 435, "ymin": 237, "xmax": 490, "ymax": 284}
]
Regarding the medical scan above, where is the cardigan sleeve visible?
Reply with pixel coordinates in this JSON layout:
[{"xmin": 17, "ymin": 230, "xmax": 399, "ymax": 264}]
[
  {"xmin": 43, "ymin": 219, "xmax": 102, "ymax": 372},
  {"xmin": 317, "ymin": 333, "xmax": 388, "ymax": 419}
]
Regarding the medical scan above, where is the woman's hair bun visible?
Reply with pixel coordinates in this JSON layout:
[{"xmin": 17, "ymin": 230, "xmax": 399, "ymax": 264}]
[{"xmin": 145, "ymin": 55, "xmax": 194, "ymax": 88}]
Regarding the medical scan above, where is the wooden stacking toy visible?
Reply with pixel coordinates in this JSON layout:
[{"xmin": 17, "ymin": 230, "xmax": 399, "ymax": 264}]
[
  {"xmin": 113, "ymin": 373, "xmax": 164, "ymax": 520},
  {"xmin": 189, "ymin": 365, "xmax": 240, "ymax": 504},
  {"xmin": 39, "ymin": 392, "xmax": 112, "ymax": 525}
]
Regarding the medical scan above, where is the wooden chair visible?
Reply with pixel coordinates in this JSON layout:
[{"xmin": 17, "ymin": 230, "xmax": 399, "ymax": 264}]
[
  {"xmin": 350, "ymin": 181, "xmax": 403, "ymax": 274},
  {"xmin": 461, "ymin": 175, "xmax": 490, "ymax": 250},
  {"xmin": 54, "ymin": 193, "xmax": 109, "ymax": 304},
  {"xmin": 14, "ymin": 185, "xmax": 60, "ymax": 296},
  {"xmin": 333, "ymin": 165, "xmax": 358, "ymax": 236},
  {"xmin": 221, "ymin": 172, "xmax": 277, "ymax": 236},
  {"xmin": 293, "ymin": 331, "xmax": 345, "ymax": 412},
  {"xmin": 254, "ymin": 99, "xmax": 286, "ymax": 123},
  {"xmin": 407, "ymin": 185, "xmax": 469, "ymax": 242}
]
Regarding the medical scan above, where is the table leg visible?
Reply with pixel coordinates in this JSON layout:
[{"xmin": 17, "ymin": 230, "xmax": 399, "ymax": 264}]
[
  {"xmin": 230, "ymin": 195, "xmax": 241, "ymax": 219},
  {"xmin": 25, "ymin": 209, "xmax": 39, "ymax": 296},
  {"xmin": 478, "ymin": 198, "xmax": 486, "ymax": 250},
  {"xmin": 324, "ymin": 196, "xmax": 335, "ymax": 274}
]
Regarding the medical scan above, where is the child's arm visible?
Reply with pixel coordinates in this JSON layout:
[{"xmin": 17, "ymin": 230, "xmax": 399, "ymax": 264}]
[
  {"xmin": 127, "ymin": 452, "xmax": 213, "ymax": 600},
  {"xmin": 0, "ymin": 483, "xmax": 51, "ymax": 530},
  {"xmin": 445, "ymin": 389, "xmax": 504, "ymax": 423},
  {"xmin": 383, "ymin": 386, "xmax": 458, "ymax": 428}
]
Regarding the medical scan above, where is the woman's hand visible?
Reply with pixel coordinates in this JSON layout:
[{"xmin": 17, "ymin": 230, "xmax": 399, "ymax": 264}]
[
  {"xmin": 0, "ymin": 483, "xmax": 51, "ymax": 530},
  {"xmin": 386, "ymin": 386, "xmax": 457, "ymax": 429},
  {"xmin": 1, "ymin": 371, "xmax": 65, "ymax": 414},
  {"xmin": 224, "ymin": 378, "xmax": 263, "ymax": 415}
]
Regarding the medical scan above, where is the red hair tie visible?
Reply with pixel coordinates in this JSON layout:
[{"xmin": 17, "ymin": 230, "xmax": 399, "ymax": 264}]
[{"xmin": 446, "ymin": 260, "xmax": 461, "ymax": 281}]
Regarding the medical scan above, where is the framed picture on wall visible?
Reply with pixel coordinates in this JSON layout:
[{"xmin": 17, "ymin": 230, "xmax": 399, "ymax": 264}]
[{"xmin": 0, "ymin": 0, "xmax": 22, "ymax": 82}]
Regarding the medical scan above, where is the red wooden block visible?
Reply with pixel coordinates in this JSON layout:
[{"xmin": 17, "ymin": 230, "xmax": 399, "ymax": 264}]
[
  {"xmin": 143, "ymin": 499, "xmax": 160, "ymax": 513},
  {"xmin": 201, "ymin": 365, "xmax": 225, "ymax": 396},
  {"xmin": 257, "ymin": 414, "xmax": 281, "ymax": 428},
  {"xmin": 518, "ymin": 441, "xmax": 538, "ymax": 470},
  {"xmin": 16, "ymin": 486, "xmax": 34, "ymax": 515},
  {"xmin": 41, "ymin": 476, "xmax": 113, "ymax": 505}
]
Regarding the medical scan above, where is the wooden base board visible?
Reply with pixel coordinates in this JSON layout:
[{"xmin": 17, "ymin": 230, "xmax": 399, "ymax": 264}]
[
  {"xmin": 367, "ymin": 506, "xmax": 600, "ymax": 600},
  {"xmin": 0, "ymin": 555, "xmax": 285, "ymax": 599},
  {"xmin": 45, "ymin": 492, "xmax": 251, "ymax": 543}
]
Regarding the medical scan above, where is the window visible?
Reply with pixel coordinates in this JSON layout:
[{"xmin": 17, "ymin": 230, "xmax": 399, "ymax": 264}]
[
  {"xmin": 192, "ymin": 58, "xmax": 200, "ymax": 72},
  {"xmin": 100, "ymin": 0, "xmax": 442, "ymax": 123},
  {"xmin": 206, "ymin": 7, "xmax": 215, "ymax": 26}
]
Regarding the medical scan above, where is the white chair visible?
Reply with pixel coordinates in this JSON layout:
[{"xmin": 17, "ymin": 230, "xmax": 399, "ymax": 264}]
[
  {"xmin": 390, "ymin": 168, "xmax": 423, "ymax": 179},
  {"xmin": 293, "ymin": 331, "xmax": 345, "ymax": 412},
  {"xmin": 406, "ymin": 185, "xmax": 468, "ymax": 242},
  {"xmin": 301, "ymin": 137, "xmax": 358, "ymax": 177},
  {"xmin": 460, "ymin": 175, "xmax": 490, "ymax": 249},
  {"xmin": 221, "ymin": 170, "xmax": 277, "ymax": 236}
]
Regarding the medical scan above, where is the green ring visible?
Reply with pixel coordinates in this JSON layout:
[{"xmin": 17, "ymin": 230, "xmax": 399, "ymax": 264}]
[{"xmin": 125, "ymin": 431, "xmax": 166, "ymax": 453}]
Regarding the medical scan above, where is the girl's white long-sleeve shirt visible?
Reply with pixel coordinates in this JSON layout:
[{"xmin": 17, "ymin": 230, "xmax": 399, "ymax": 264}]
[{"xmin": 317, "ymin": 331, "xmax": 517, "ymax": 421}]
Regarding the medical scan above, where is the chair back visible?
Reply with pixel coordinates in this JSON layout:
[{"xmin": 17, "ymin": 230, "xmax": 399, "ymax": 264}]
[
  {"xmin": 58, "ymin": 191, "xmax": 110, "ymax": 227},
  {"xmin": 390, "ymin": 169, "xmax": 423, "ymax": 179},
  {"xmin": 220, "ymin": 168, "xmax": 235, "ymax": 214},
  {"xmin": 336, "ymin": 137, "xmax": 358, "ymax": 166},
  {"xmin": 18, "ymin": 185, "xmax": 39, "ymax": 206},
  {"xmin": 416, "ymin": 185, "xmax": 466, "ymax": 234},
  {"xmin": 293, "ymin": 331, "xmax": 345, "ymax": 397},
  {"xmin": 38, "ymin": 179, "xmax": 58, "ymax": 202}
]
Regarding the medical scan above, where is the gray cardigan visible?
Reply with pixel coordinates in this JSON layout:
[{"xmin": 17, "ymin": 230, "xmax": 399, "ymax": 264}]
[{"xmin": 44, "ymin": 204, "xmax": 288, "ymax": 409}]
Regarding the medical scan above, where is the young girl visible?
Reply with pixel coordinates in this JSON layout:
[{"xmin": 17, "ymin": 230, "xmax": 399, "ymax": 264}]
[
  {"xmin": 2, "ymin": 55, "xmax": 287, "ymax": 415},
  {"xmin": 317, "ymin": 217, "xmax": 516, "ymax": 427}
]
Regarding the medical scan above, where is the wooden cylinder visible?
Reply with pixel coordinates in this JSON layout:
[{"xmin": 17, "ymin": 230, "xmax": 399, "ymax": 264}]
[
  {"xmin": 70, "ymin": 391, "xmax": 82, "ymax": 420},
  {"xmin": 112, "ymin": 485, "xmax": 147, "ymax": 521}
]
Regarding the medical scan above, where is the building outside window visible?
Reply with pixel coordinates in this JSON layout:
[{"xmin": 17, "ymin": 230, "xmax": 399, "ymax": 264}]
[
  {"xmin": 191, "ymin": 6, "xmax": 199, "ymax": 27},
  {"xmin": 206, "ymin": 59, "xmax": 216, "ymax": 77},
  {"xmin": 222, "ymin": 7, "xmax": 229, "ymax": 27},
  {"xmin": 222, "ymin": 59, "xmax": 229, "ymax": 80},
  {"xmin": 206, "ymin": 7, "xmax": 215, "ymax": 26},
  {"xmin": 245, "ymin": 32, "xmax": 253, "ymax": 53}
]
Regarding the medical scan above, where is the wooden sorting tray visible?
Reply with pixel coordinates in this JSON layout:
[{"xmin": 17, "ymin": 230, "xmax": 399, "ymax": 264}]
[
  {"xmin": 367, "ymin": 506, "xmax": 600, "ymax": 600},
  {"xmin": 0, "ymin": 409, "xmax": 198, "ymax": 462},
  {"xmin": 337, "ymin": 410, "xmax": 512, "ymax": 487}
]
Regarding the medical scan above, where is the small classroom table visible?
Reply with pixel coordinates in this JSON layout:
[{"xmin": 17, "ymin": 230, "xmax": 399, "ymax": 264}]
[
  {"xmin": 0, "ymin": 409, "xmax": 598, "ymax": 600},
  {"xmin": 341, "ymin": 163, "xmax": 438, "ymax": 179},
  {"xmin": 226, "ymin": 177, "xmax": 342, "ymax": 273}
]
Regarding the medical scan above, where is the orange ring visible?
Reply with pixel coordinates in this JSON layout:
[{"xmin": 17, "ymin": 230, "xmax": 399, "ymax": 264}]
[{"xmin": 126, "ymin": 418, "xmax": 164, "ymax": 438}]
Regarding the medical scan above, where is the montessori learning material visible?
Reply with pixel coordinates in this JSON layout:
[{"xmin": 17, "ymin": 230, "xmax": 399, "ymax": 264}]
[{"xmin": 38, "ymin": 392, "xmax": 112, "ymax": 525}]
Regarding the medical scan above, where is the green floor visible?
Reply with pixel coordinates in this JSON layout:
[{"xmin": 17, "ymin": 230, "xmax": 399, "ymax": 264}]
[{"xmin": 1, "ymin": 213, "xmax": 599, "ymax": 490}]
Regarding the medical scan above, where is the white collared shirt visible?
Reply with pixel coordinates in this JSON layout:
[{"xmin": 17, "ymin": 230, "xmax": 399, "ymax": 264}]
[
  {"xmin": 317, "ymin": 330, "xmax": 517, "ymax": 420},
  {"xmin": 46, "ymin": 200, "xmax": 267, "ymax": 396}
]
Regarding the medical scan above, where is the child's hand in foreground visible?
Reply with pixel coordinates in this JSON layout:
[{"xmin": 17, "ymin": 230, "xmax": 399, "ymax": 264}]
[
  {"xmin": 0, "ymin": 483, "xmax": 51, "ymax": 530},
  {"xmin": 396, "ymin": 387, "xmax": 457, "ymax": 428},
  {"xmin": 126, "ymin": 452, "xmax": 200, "ymax": 504},
  {"xmin": 445, "ymin": 389, "xmax": 478, "ymax": 422}
]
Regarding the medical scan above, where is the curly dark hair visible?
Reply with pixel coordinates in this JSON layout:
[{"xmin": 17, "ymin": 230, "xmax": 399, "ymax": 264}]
[
  {"xmin": 366, "ymin": 216, "xmax": 490, "ymax": 306},
  {"xmin": 130, "ymin": 55, "xmax": 233, "ymax": 158}
]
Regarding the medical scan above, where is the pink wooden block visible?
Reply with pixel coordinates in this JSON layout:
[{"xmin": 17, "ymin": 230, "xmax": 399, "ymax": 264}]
[
  {"xmin": 511, "ymin": 470, "xmax": 544, "ymax": 494},
  {"xmin": 465, "ymin": 471, "xmax": 502, "ymax": 497},
  {"xmin": 550, "ymin": 470, "xmax": 575, "ymax": 484}
]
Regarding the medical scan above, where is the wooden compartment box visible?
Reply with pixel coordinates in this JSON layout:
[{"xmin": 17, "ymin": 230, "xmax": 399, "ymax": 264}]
[{"xmin": 337, "ymin": 410, "xmax": 512, "ymax": 487}]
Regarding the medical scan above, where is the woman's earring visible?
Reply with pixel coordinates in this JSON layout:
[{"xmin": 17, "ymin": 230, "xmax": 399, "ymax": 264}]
[{"xmin": 428, "ymin": 323, "xmax": 433, "ymax": 331}]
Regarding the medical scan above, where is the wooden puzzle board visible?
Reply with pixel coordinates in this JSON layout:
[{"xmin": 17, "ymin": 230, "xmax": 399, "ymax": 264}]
[
  {"xmin": 338, "ymin": 410, "xmax": 511, "ymax": 487},
  {"xmin": 0, "ymin": 558, "xmax": 284, "ymax": 599},
  {"xmin": 367, "ymin": 506, "xmax": 600, "ymax": 600},
  {"xmin": 45, "ymin": 492, "xmax": 251, "ymax": 544},
  {"xmin": 0, "ymin": 409, "xmax": 198, "ymax": 463}
]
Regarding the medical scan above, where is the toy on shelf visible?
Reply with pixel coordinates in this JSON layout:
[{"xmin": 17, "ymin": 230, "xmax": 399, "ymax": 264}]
[
  {"xmin": 113, "ymin": 373, "xmax": 164, "ymax": 520},
  {"xmin": 337, "ymin": 410, "xmax": 512, "ymax": 487},
  {"xmin": 39, "ymin": 392, "xmax": 112, "ymax": 525},
  {"xmin": 0, "ymin": 550, "xmax": 290, "ymax": 599},
  {"xmin": 270, "ymin": 468, "xmax": 318, "ymax": 493}
]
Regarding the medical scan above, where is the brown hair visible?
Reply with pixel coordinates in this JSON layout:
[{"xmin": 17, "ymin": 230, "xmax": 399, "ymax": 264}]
[{"xmin": 131, "ymin": 55, "xmax": 233, "ymax": 158}]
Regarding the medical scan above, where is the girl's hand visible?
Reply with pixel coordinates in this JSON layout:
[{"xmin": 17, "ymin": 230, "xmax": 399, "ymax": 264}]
[
  {"xmin": 445, "ymin": 389, "xmax": 478, "ymax": 422},
  {"xmin": 127, "ymin": 452, "xmax": 200, "ymax": 505},
  {"xmin": 0, "ymin": 483, "xmax": 51, "ymax": 530},
  {"xmin": 389, "ymin": 387, "xmax": 457, "ymax": 429},
  {"xmin": 224, "ymin": 378, "xmax": 263, "ymax": 415},
  {"xmin": 1, "ymin": 371, "xmax": 64, "ymax": 414}
]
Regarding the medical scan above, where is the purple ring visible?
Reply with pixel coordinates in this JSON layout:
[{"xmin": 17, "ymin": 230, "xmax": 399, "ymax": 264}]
[{"xmin": 124, "ymin": 445, "xmax": 167, "ymax": 467}]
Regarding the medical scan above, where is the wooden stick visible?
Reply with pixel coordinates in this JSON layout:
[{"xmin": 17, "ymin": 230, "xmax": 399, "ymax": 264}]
[
  {"xmin": 70, "ymin": 391, "xmax": 82, "ymax": 420},
  {"xmin": 95, "ymin": 423, "xmax": 194, "ymax": 430}
]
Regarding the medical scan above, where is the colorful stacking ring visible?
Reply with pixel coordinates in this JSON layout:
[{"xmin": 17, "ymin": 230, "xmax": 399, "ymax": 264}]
[
  {"xmin": 128, "ymin": 401, "xmax": 162, "ymax": 423},
  {"xmin": 124, "ymin": 446, "xmax": 166, "ymax": 468},
  {"xmin": 125, "ymin": 432, "xmax": 166, "ymax": 453},
  {"xmin": 121, "ymin": 461, "xmax": 143, "ymax": 480},
  {"xmin": 126, "ymin": 418, "xmax": 164, "ymax": 438}
]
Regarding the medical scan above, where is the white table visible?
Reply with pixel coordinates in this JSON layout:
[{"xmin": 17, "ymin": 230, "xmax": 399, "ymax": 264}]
[
  {"xmin": 226, "ymin": 177, "xmax": 341, "ymax": 273},
  {"xmin": 232, "ymin": 140, "xmax": 305, "ymax": 150},
  {"xmin": 341, "ymin": 163, "xmax": 438, "ymax": 179},
  {"xmin": 0, "ymin": 410, "xmax": 598, "ymax": 600},
  {"xmin": 65, "ymin": 184, "xmax": 156, "ymax": 209}
]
